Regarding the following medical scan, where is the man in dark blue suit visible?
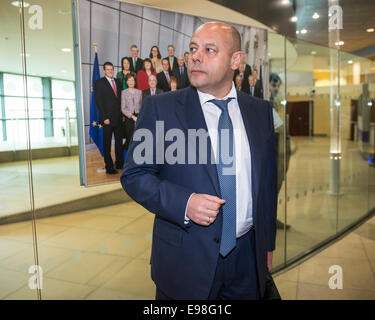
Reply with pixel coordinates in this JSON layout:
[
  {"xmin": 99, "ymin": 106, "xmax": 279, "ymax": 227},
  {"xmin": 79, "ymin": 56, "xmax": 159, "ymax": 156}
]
[{"xmin": 121, "ymin": 22, "xmax": 277, "ymax": 300}]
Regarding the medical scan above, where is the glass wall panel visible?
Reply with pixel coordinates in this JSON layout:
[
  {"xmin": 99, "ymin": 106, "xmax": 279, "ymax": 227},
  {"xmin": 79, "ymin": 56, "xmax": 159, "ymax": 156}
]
[
  {"xmin": 0, "ymin": 0, "xmax": 38, "ymax": 300},
  {"xmin": 338, "ymin": 51, "xmax": 372, "ymax": 231},
  {"xmin": 284, "ymin": 38, "xmax": 339, "ymax": 261},
  {"xmin": 268, "ymin": 32, "xmax": 286, "ymax": 270},
  {"xmin": 22, "ymin": 0, "xmax": 83, "ymax": 299}
]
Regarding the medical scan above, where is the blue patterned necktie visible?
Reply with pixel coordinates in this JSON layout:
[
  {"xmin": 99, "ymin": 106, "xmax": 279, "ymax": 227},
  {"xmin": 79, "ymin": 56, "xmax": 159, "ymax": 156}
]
[{"xmin": 210, "ymin": 98, "xmax": 236, "ymax": 257}]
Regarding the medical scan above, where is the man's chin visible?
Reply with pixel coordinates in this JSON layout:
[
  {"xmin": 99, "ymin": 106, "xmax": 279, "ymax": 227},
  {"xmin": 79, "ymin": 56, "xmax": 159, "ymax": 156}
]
[{"xmin": 189, "ymin": 77, "xmax": 208, "ymax": 90}]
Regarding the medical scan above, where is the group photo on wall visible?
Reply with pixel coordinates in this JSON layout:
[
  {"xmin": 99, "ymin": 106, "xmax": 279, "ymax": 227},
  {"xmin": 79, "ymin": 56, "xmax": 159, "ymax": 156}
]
[{"xmin": 78, "ymin": 1, "xmax": 269, "ymax": 186}]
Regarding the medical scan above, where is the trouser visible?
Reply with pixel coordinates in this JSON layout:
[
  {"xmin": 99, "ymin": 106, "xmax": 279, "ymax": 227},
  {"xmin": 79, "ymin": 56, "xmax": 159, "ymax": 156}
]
[
  {"xmin": 155, "ymin": 227, "xmax": 260, "ymax": 300},
  {"xmin": 103, "ymin": 123, "xmax": 123, "ymax": 170}
]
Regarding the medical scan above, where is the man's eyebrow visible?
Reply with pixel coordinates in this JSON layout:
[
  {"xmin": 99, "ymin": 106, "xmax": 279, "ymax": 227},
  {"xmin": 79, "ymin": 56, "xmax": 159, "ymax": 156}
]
[{"xmin": 189, "ymin": 41, "xmax": 217, "ymax": 47}]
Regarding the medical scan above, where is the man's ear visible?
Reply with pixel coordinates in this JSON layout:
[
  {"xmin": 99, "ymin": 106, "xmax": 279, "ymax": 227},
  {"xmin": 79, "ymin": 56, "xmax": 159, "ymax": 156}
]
[{"xmin": 231, "ymin": 51, "xmax": 243, "ymax": 71}]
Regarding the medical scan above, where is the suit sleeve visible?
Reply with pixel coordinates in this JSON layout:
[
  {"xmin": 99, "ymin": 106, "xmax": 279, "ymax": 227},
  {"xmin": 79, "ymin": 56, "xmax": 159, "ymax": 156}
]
[
  {"xmin": 264, "ymin": 102, "xmax": 278, "ymax": 252},
  {"xmin": 94, "ymin": 80, "xmax": 108, "ymax": 122},
  {"xmin": 120, "ymin": 97, "xmax": 194, "ymax": 229}
]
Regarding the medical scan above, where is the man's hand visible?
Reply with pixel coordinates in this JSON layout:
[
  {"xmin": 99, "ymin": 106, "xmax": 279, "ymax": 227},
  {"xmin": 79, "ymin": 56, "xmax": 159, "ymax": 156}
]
[
  {"xmin": 186, "ymin": 194, "xmax": 225, "ymax": 226},
  {"xmin": 267, "ymin": 251, "xmax": 273, "ymax": 271},
  {"xmin": 104, "ymin": 119, "xmax": 110, "ymax": 125}
]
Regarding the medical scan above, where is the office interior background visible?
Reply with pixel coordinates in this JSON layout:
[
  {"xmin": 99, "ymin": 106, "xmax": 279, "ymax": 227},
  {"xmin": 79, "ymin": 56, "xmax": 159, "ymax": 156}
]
[{"xmin": 0, "ymin": 0, "xmax": 374, "ymax": 299}]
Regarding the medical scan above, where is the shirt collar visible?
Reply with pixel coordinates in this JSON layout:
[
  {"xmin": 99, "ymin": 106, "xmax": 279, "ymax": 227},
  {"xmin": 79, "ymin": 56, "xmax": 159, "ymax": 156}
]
[
  {"xmin": 105, "ymin": 76, "xmax": 114, "ymax": 82},
  {"xmin": 197, "ymin": 82, "xmax": 237, "ymax": 107}
]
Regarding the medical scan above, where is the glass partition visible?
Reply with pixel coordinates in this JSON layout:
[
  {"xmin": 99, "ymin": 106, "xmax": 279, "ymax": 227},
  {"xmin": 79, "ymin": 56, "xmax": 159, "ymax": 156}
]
[
  {"xmin": 268, "ymin": 32, "xmax": 286, "ymax": 270},
  {"xmin": 284, "ymin": 38, "xmax": 340, "ymax": 262},
  {"xmin": 268, "ymin": 33, "xmax": 374, "ymax": 269},
  {"xmin": 338, "ymin": 51, "xmax": 372, "ymax": 231},
  {"xmin": 0, "ymin": 0, "xmax": 39, "ymax": 300}
]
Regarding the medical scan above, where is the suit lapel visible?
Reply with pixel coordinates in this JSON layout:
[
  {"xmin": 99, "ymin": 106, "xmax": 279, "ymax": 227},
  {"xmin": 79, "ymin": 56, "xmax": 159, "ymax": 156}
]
[
  {"xmin": 103, "ymin": 77, "xmax": 118, "ymax": 99},
  {"xmin": 175, "ymin": 87, "xmax": 221, "ymax": 196},
  {"xmin": 237, "ymin": 91, "xmax": 261, "ymax": 219}
]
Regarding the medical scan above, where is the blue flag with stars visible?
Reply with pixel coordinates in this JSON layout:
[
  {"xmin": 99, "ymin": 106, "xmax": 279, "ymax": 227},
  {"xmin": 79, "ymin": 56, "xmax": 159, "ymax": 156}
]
[{"xmin": 89, "ymin": 52, "xmax": 104, "ymax": 157}]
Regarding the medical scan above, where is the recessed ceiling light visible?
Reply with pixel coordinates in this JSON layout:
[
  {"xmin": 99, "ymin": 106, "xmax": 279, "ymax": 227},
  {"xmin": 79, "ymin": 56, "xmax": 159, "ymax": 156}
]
[
  {"xmin": 301, "ymin": 29, "xmax": 307, "ymax": 34},
  {"xmin": 61, "ymin": 48, "xmax": 72, "ymax": 52},
  {"xmin": 335, "ymin": 41, "xmax": 344, "ymax": 46},
  {"xmin": 60, "ymin": 70, "xmax": 67, "ymax": 73},
  {"xmin": 11, "ymin": 1, "xmax": 30, "ymax": 7},
  {"xmin": 290, "ymin": 16, "xmax": 298, "ymax": 22},
  {"xmin": 348, "ymin": 60, "xmax": 353, "ymax": 64},
  {"xmin": 296, "ymin": 30, "xmax": 300, "ymax": 34},
  {"xmin": 311, "ymin": 51, "xmax": 317, "ymax": 55},
  {"xmin": 281, "ymin": 0, "xmax": 290, "ymax": 5},
  {"xmin": 366, "ymin": 28, "xmax": 374, "ymax": 33},
  {"xmin": 312, "ymin": 12, "xmax": 320, "ymax": 19}
]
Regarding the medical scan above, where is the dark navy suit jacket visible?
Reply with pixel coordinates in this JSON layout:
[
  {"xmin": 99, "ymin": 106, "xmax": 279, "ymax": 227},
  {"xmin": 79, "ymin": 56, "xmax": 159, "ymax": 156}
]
[{"xmin": 120, "ymin": 86, "xmax": 277, "ymax": 299}]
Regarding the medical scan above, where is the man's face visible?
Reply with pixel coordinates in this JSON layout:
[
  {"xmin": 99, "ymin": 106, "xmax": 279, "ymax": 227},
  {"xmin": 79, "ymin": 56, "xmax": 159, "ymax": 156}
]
[
  {"xmin": 168, "ymin": 46, "xmax": 174, "ymax": 57},
  {"xmin": 253, "ymin": 70, "xmax": 258, "ymax": 79},
  {"xmin": 149, "ymin": 76, "xmax": 157, "ymax": 89},
  {"xmin": 184, "ymin": 53, "xmax": 189, "ymax": 63},
  {"xmin": 235, "ymin": 75, "xmax": 242, "ymax": 87},
  {"xmin": 188, "ymin": 24, "xmax": 240, "ymax": 94},
  {"xmin": 104, "ymin": 65, "xmax": 114, "ymax": 78},
  {"xmin": 131, "ymin": 47, "xmax": 138, "ymax": 58},
  {"xmin": 248, "ymin": 75, "xmax": 255, "ymax": 87},
  {"xmin": 238, "ymin": 63, "xmax": 245, "ymax": 73},
  {"xmin": 162, "ymin": 59, "xmax": 169, "ymax": 72},
  {"xmin": 177, "ymin": 56, "xmax": 184, "ymax": 67},
  {"xmin": 270, "ymin": 81, "xmax": 281, "ymax": 96}
]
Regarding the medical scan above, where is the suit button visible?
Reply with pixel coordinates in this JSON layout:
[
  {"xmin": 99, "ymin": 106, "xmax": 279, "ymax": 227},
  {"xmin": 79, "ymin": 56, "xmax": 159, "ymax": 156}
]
[{"xmin": 214, "ymin": 237, "xmax": 220, "ymax": 243}]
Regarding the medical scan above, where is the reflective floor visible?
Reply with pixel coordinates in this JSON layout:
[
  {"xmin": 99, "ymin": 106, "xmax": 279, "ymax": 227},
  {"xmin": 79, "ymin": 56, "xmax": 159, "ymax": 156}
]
[
  {"xmin": 0, "ymin": 202, "xmax": 374, "ymax": 299},
  {"xmin": 0, "ymin": 202, "xmax": 155, "ymax": 299},
  {"xmin": 275, "ymin": 214, "xmax": 375, "ymax": 300}
]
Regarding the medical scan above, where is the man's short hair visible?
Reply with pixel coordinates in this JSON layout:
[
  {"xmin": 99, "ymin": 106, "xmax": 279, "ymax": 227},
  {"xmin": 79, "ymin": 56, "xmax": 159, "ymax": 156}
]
[
  {"xmin": 269, "ymin": 73, "xmax": 281, "ymax": 84},
  {"xmin": 162, "ymin": 58, "xmax": 169, "ymax": 64},
  {"xmin": 130, "ymin": 44, "xmax": 138, "ymax": 50},
  {"xmin": 149, "ymin": 74, "xmax": 157, "ymax": 82},
  {"xmin": 103, "ymin": 61, "xmax": 114, "ymax": 70},
  {"xmin": 168, "ymin": 45, "xmax": 175, "ymax": 49}
]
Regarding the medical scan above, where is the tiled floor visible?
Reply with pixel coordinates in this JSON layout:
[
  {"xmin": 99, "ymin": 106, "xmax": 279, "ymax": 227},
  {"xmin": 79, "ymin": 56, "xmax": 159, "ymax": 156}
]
[
  {"xmin": 0, "ymin": 202, "xmax": 155, "ymax": 300},
  {"xmin": 0, "ymin": 201, "xmax": 374, "ymax": 300},
  {"xmin": 274, "ymin": 214, "xmax": 375, "ymax": 299}
]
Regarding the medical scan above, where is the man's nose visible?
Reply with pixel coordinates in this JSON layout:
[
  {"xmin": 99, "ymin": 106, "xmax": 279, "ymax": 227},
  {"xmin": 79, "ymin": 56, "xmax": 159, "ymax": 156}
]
[{"xmin": 191, "ymin": 49, "xmax": 202, "ymax": 63}]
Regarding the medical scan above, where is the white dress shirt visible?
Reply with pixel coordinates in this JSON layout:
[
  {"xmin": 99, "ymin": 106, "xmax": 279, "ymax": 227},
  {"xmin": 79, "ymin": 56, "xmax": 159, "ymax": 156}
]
[
  {"xmin": 105, "ymin": 76, "xmax": 117, "ymax": 92},
  {"xmin": 185, "ymin": 82, "xmax": 253, "ymax": 238}
]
